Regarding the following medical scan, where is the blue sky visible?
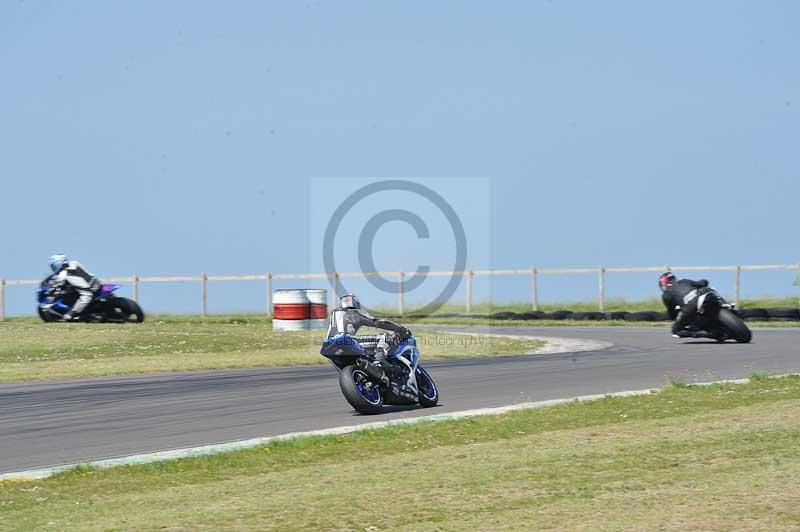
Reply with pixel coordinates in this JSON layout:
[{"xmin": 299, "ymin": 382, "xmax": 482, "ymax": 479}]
[{"xmin": 1, "ymin": 1, "xmax": 798, "ymax": 314}]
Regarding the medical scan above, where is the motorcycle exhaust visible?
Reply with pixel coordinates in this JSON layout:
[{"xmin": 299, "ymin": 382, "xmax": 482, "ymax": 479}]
[{"xmin": 354, "ymin": 357, "xmax": 387, "ymax": 384}]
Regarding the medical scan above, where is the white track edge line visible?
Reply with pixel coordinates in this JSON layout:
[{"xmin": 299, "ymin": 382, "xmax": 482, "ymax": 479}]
[{"xmin": 2, "ymin": 373, "xmax": 797, "ymax": 482}]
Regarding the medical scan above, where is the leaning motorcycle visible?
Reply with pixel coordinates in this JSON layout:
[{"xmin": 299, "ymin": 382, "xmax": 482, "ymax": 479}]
[
  {"xmin": 320, "ymin": 332, "xmax": 439, "ymax": 414},
  {"xmin": 678, "ymin": 288, "xmax": 751, "ymax": 343},
  {"xmin": 37, "ymin": 279, "xmax": 145, "ymax": 323}
]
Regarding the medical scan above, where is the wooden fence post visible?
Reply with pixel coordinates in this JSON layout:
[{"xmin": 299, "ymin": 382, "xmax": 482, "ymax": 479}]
[
  {"xmin": 266, "ymin": 273, "xmax": 272, "ymax": 315},
  {"xmin": 530, "ymin": 268, "xmax": 539, "ymax": 311},
  {"xmin": 398, "ymin": 272, "xmax": 405, "ymax": 316},
  {"xmin": 599, "ymin": 267, "xmax": 606, "ymax": 312},
  {"xmin": 466, "ymin": 270, "xmax": 473, "ymax": 313},
  {"xmin": 200, "ymin": 273, "xmax": 208, "ymax": 318}
]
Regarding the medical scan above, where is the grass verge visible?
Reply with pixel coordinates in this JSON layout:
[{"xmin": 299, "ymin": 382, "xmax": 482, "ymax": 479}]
[
  {"xmin": 2, "ymin": 375, "xmax": 799, "ymax": 530},
  {"xmin": 0, "ymin": 316, "xmax": 545, "ymax": 383}
]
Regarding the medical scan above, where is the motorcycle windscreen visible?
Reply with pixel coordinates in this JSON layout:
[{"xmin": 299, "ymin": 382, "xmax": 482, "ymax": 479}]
[{"xmin": 100, "ymin": 284, "xmax": 120, "ymax": 295}]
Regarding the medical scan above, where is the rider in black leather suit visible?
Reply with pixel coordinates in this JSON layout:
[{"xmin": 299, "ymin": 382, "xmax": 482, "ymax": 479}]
[{"xmin": 659, "ymin": 271, "xmax": 711, "ymax": 337}]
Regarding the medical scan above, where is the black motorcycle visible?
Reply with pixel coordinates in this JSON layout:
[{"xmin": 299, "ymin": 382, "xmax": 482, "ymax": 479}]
[
  {"xmin": 677, "ymin": 288, "xmax": 751, "ymax": 343},
  {"xmin": 320, "ymin": 332, "xmax": 439, "ymax": 414},
  {"xmin": 37, "ymin": 278, "xmax": 144, "ymax": 323}
]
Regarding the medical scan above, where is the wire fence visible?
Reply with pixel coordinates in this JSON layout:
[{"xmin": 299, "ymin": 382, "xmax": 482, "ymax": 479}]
[{"xmin": 1, "ymin": 263, "xmax": 798, "ymax": 321}]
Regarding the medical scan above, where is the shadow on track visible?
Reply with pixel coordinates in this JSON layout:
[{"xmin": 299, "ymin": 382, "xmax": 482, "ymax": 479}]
[{"xmin": 349, "ymin": 404, "xmax": 444, "ymax": 416}]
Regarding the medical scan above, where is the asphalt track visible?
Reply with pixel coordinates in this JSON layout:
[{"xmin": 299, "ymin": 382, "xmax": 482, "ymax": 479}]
[{"xmin": 1, "ymin": 326, "xmax": 798, "ymax": 474}]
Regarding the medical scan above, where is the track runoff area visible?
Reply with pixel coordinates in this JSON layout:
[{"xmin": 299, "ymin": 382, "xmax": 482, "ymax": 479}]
[{"xmin": 1, "ymin": 325, "xmax": 799, "ymax": 480}]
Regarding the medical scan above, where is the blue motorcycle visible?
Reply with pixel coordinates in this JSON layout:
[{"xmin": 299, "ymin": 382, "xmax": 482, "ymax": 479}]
[
  {"xmin": 37, "ymin": 277, "xmax": 145, "ymax": 323},
  {"xmin": 320, "ymin": 332, "xmax": 439, "ymax": 414}
]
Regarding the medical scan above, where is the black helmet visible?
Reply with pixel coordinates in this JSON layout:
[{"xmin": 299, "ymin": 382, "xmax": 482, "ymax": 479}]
[
  {"xmin": 658, "ymin": 271, "xmax": 676, "ymax": 291},
  {"xmin": 339, "ymin": 294, "xmax": 361, "ymax": 309}
]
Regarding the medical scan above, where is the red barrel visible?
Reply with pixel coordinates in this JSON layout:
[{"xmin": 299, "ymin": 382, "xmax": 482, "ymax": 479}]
[
  {"xmin": 272, "ymin": 289, "xmax": 328, "ymax": 331},
  {"xmin": 307, "ymin": 289, "xmax": 328, "ymax": 319}
]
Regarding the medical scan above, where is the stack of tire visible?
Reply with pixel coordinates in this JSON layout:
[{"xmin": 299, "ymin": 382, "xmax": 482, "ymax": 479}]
[
  {"xmin": 272, "ymin": 289, "xmax": 328, "ymax": 331},
  {"xmin": 483, "ymin": 310, "xmax": 673, "ymax": 321},
  {"xmin": 739, "ymin": 307, "xmax": 800, "ymax": 323},
  {"xmin": 474, "ymin": 308, "xmax": 800, "ymax": 322}
]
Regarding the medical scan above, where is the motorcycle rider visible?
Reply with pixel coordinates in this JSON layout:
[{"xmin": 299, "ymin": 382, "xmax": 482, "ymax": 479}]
[
  {"xmin": 47, "ymin": 254, "xmax": 101, "ymax": 321},
  {"xmin": 326, "ymin": 294, "xmax": 412, "ymax": 363},
  {"xmin": 659, "ymin": 271, "xmax": 711, "ymax": 338}
]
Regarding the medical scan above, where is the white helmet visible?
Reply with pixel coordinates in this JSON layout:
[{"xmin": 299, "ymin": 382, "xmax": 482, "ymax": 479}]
[
  {"xmin": 49, "ymin": 254, "xmax": 68, "ymax": 273},
  {"xmin": 339, "ymin": 294, "xmax": 361, "ymax": 309}
]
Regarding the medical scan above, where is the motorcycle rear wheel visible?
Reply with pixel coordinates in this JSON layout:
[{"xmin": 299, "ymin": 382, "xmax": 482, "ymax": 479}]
[
  {"xmin": 339, "ymin": 365, "xmax": 384, "ymax": 414},
  {"xmin": 37, "ymin": 307, "xmax": 56, "ymax": 323}
]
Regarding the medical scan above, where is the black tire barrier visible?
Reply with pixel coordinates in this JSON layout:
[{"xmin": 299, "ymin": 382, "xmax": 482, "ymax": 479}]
[
  {"xmin": 740, "ymin": 308, "xmax": 769, "ymax": 320},
  {"xmin": 766, "ymin": 307, "xmax": 800, "ymax": 320},
  {"xmin": 627, "ymin": 311, "xmax": 656, "ymax": 322},
  {"xmin": 427, "ymin": 307, "xmax": 798, "ymax": 322},
  {"xmin": 491, "ymin": 312, "xmax": 520, "ymax": 320},
  {"xmin": 583, "ymin": 312, "xmax": 606, "ymax": 320}
]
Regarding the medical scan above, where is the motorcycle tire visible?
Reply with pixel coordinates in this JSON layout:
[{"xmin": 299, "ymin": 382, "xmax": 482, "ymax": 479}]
[
  {"xmin": 416, "ymin": 366, "xmax": 439, "ymax": 408},
  {"xmin": 339, "ymin": 365, "xmax": 383, "ymax": 414},
  {"xmin": 109, "ymin": 297, "xmax": 145, "ymax": 323},
  {"xmin": 37, "ymin": 307, "xmax": 55, "ymax": 323},
  {"xmin": 717, "ymin": 308, "xmax": 752, "ymax": 343}
]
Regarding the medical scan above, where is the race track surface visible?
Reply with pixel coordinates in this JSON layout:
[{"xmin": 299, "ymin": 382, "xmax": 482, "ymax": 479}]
[{"xmin": 1, "ymin": 326, "xmax": 798, "ymax": 474}]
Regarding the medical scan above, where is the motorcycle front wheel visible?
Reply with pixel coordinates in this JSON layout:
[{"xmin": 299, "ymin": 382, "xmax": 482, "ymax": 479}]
[
  {"xmin": 107, "ymin": 297, "xmax": 145, "ymax": 323},
  {"xmin": 339, "ymin": 365, "xmax": 384, "ymax": 414},
  {"xmin": 717, "ymin": 309, "xmax": 752, "ymax": 343},
  {"xmin": 416, "ymin": 366, "xmax": 439, "ymax": 408}
]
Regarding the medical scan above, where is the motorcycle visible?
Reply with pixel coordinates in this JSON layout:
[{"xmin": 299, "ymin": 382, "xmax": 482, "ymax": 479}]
[
  {"xmin": 320, "ymin": 332, "xmax": 439, "ymax": 414},
  {"xmin": 676, "ymin": 287, "xmax": 751, "ymax": 343},
  {"xmin": 37, "ymin": 277, "xmax": 145, "ymax": 323}
]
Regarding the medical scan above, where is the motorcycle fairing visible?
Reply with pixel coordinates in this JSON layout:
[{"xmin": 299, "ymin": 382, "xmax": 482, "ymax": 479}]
[
  {"xmin": 320, "ymin": 334, "xmax": 367, "ymax": 369},
  {"xmin": 388, "ymin": 340, "xmax": 420, "ymax": 397}
]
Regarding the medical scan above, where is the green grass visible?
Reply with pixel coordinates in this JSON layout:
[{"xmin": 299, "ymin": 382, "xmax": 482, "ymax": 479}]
[
  {"xmin": 3, "ymin": 375, "xmax": 800, "ymax": 531},
  {"xmin": 0, "ymin": 316, "xmax": 545, "ymax": 382}
]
